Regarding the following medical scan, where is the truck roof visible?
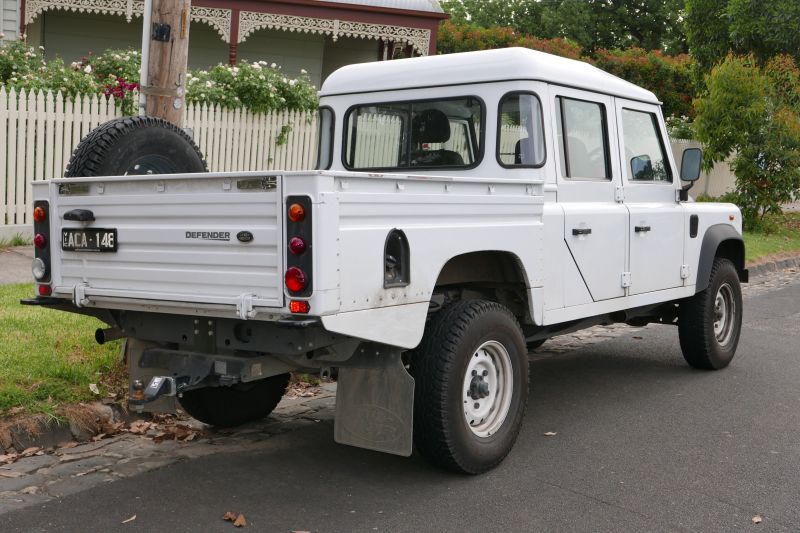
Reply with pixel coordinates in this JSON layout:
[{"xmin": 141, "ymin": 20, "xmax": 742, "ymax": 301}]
[{"xmin": 320, "ymin": 47, "xmax": 660, "ymax": 104}]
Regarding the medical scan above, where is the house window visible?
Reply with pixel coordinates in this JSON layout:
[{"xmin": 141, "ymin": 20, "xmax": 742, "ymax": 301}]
[
  {"xmin": 497, "ymin": 92, "xmax": 545, "ymax": 168},
  {"xmin": 343, "ymin": 97, "xmax": 484, "ymax": 170},
  {"xmin": 555, "ymin": 97, "xmax": 611, "ymax": 179},
  {"xmin": 621, "ymin": 109, "xmax": 672, "ymax": 182}
]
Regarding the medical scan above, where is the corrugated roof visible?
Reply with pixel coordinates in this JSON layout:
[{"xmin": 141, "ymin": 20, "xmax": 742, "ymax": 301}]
[{"xmin": 317, "ymin": 0, "xmax": 444, "ymax": 14}]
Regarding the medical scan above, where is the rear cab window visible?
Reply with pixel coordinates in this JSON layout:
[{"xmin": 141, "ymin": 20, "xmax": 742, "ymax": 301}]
[
  {"xmin": 497, "ymin": 92, "xmax": 546, "ymax": 168},
  {"xmin": 555, "ymin": 96, "xmax": 611, "ymax": 180},
  {"xmin": 343, "ymin": 97, "xmax": 484, "ymax": 170}
]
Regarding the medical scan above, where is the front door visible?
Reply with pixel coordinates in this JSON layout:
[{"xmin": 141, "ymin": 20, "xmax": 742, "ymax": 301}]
[{"xmin": 615, "ymin": 101, "xmax": 685, "ymax": 295}]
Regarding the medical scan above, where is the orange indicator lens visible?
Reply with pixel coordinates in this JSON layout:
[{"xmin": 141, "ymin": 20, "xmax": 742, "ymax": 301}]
[
  {"xmin": 288, "ymin": 203, "xmax": 305, "ymax": 222},
  {"xmin": 33, "ymin": 207, "xmax": 46, "ymax": 223}
]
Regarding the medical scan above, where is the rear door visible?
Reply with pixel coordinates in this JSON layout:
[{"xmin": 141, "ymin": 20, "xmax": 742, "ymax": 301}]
[
  {"xmin": 615, "ymin": 101, "xmax": 685, "ymax": 295},
  {"xmin": 53, "ymin": 174, "xmax": 285, "ymax": 310},
  {"xmin": 551, "ymin": 86, "xmax": 628, "ymax": 302}
]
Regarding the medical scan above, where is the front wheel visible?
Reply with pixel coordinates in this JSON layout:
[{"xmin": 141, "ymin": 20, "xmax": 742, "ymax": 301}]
[
  {"xmin": 679, "ymin": 258, "xmax": 743, "ymax": 369},
  {"xmin": 412, "ymin": 300, "xmax": 529, "ymax": 474}
]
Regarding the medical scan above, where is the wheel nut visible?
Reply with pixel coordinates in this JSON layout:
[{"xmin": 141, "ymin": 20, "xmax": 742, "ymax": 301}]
[
  {"xmin": 472, "ymin": 370, "xmax": 477, "ymax": 376},
  {"xmin": 482, "ymin": 370, "xmax": 488, "ymax": 376},
  {"xmin": 474, "ymin": 402, "xmax": 480, "ymax": 409}
]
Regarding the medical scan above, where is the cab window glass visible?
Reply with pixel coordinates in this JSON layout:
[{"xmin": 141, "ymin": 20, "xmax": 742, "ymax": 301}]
[
  {"xmin": 555, "ymin": 97, "xmax": 610, "ymax": 179},
  {"xmin": 621, "ymin": 109, "xmax": 672, "ymax": 182},
  {"xmin": 344, "ymin": 97, "xmax": 483, "ymax": 170},
  {"xmin": 498, "ymin": 93, "xmax": 545, "ymax": 167}
]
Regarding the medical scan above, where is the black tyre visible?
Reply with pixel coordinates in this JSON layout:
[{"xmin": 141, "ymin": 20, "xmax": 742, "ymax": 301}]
[
  {"xmin": 65, "ymin": 116, "xmax": 206, "ymax": 177},
  {"xmin": 679, "ymin": 258, "xmax": 743, "ymax": 369},
  {"xmin": 412, "ymin": 300, "xmax": 528, "ymax": 474},
  {"xmin": 178, "ymin": 373, "xmax": 290, "ymax": 427}
]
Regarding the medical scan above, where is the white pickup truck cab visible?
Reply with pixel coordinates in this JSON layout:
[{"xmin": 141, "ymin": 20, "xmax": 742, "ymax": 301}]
[{"xmin": 25, "ymin": 48, "xmax": 747, "ymax": 474}]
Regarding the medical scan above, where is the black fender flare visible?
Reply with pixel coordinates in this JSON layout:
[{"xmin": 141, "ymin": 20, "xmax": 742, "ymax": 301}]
[{"xmin": 695, "ymin": 224, "xmax": 748, "ymax": 293}]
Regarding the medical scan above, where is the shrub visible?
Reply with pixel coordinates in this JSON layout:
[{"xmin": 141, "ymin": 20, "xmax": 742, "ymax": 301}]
[
  {"xmin": 186, "ymin": 61, "xmax": 317, "ymax": 113},
  {"xmin": 694, "ymin": 54, "xmax": 800, "ymax": 228},
  {"xmin": 0, "ymin": 42, "xmax": 318, "ymax": 113}
]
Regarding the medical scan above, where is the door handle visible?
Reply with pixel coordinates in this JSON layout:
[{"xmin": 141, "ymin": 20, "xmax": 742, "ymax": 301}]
[
  {"xmin": 64, "ymin": 209, "xmax": 95, "ymax": 222},
  {"xmin": 572, "ymin": 228, "xmax": 592, "ymax": 236},
  {"xmin": 634, "ymin": 225, "xmax": 651, "ymax": 233}
]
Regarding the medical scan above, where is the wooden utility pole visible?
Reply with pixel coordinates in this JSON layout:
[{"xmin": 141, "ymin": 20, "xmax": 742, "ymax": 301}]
[{"xmin": 141, "ymin": 0, "xmax": 191, "ymax": 126}]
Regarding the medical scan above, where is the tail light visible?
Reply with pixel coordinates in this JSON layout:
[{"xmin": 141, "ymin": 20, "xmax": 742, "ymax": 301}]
[
  {"xmin": 32, "ymin": 200, "xmax": 51, "ymax": 285},
  {"xmin": 285, "ymin": 196, "xmax": 312, "ymax": 299}
]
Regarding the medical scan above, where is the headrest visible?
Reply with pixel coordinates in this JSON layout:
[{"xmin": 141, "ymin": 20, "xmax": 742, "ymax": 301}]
[{"xmin": 412, "ymin": 109, "xmax": 451, "ymax": 143}]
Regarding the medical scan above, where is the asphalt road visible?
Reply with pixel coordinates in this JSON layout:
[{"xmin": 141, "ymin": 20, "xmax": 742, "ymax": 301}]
[{"xmin": 4, "ymin": 275, "xmax": 800, "ymax": 532}]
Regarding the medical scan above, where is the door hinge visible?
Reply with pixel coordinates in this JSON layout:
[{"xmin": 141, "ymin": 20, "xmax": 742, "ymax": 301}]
[
  {"xmin": 680, "ymin": 265, "xmax": 690, "ymax": 279},
  {"xmin": 621, "ymin": 272, "xmax": 631, "ymax": 288},
  {"xmin": 236, "ymin": 293, "xmax": 257, "ymax": 320},
  {"xmin": 615, "ymin": 186, "xmax": 625, "ymax": 202}
]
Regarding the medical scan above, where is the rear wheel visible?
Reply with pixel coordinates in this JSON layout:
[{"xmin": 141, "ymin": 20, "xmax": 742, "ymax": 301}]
[
  {"xmin": 178, "ymin": 373, "xmax": 290, "ymax": 427},
  {"xmin": 65, "ymin": 116, "xmax": 206, "ymax": 177},
  {"xmin": 679, "ymin": 258, "xmax": 743, "ymax": 369},
  {"xmin": 412, "ymin": 300, "xmax": 528, "ymax": 474}
]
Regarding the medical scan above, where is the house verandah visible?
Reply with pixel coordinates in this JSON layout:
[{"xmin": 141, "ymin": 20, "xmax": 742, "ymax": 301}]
[{"xmin": 18, "ymin": 0, "xmax": 446, "ymax": 86}]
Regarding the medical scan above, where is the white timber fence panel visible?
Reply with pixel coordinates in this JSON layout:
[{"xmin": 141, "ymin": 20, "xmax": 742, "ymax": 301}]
[
  {"xmin": 0, "ymin": 88, "xmax": 117, "ymax": 227},
  {"xmin": 2, "ymin": 89, "xmax": 319, "ymax": 229}
]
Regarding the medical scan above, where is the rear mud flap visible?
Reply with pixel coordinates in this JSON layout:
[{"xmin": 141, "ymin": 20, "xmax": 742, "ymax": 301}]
[{"xmin": 334, "ymin": 345, "xmax": 414, "ymax": 457}]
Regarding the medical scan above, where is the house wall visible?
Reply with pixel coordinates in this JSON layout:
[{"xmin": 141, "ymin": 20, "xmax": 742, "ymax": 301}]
[
  {"xmin": 322, "ymin": 36, "xmax": 378, "ymax": 81},
  {"xmin": 238, "ymin": 29, "xmax": 325, "ymax": 88},
  {"xmin": 1, "ymin": 0, "xmax": 19, "ymax": 40},
  {"xmin": 29, "ymin": 11, "xmax": 230, "ymax": 69}
]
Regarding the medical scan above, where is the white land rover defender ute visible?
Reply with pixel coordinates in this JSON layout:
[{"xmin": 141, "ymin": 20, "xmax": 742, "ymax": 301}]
[{"xmin": 23, "ymin": 48, "xmax": 747, "ymax": 474}]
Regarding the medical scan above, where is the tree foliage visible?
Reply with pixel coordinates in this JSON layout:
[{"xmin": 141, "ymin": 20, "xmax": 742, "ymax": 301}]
[
  {"xmin": 686, "ymin": 0, "xmax": 800, "ymax": 72},
  {"xmin": 439, "ymin": 0, "xmax": 687, "ymax": 54},
  {"xmin": 694, "ymin": 55, "xmax": 800, "ymax": 227}
]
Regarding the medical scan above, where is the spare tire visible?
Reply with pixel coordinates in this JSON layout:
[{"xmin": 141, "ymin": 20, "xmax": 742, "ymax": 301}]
[{"xmin": 65, "ymin": 116, "xmax": 207, "ymax": 177}]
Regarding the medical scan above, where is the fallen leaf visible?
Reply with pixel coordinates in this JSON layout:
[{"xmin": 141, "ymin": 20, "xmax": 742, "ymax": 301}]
[
  {"xmin": 0, "ymin": 454, "xmax": 17, "ymax": 463},
  {"xmin": 122, "ymin": 515, "xmax": 137, "ymax": 524},
  {"xmin": 223, "ymin": 512, "xmax": 238, "ymax": 522},
  {"xmin": 543, "ymin": 431, "xmax": 557, "ymax": 437},
  {"xmin": 20, "ymin": 486, "xmax": 38, "ymax": 495},
  {"xmin": 234, "ymin": 514, "xmax": 247, "ymax": 527},
  {"xmin": 92, "ymin": 433, "xmax": 107, "ymax": 442},
  {"xmin": 128, "ymin": 420, "xmax": 151, "ymax": 435},
  {"xmin": 20, "ymin": 447, "xmax": 41, "ymax": 457},
  {"xmin": 89, "ymin": 383, "xmax": 100, "ymax": 395},
  {"xmin": 752, "ymin": 514, "xmax": 763, "ymax": 524},
  {"xmin": 0, "ymin": 471, "xmax": 24, "ymax": 478}
]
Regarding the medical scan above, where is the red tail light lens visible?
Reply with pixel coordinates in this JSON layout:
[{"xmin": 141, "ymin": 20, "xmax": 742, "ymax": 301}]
[
  {"xmin": 33, "ymin": 207, "xmax": 47, "ymax": 223},
  {"xmin": 285, "ymin": 267, "xmax": 306, "ymax": 293},
  {"xmin": 34, "ymin": 234, "xmax": 47, "ymax": 249},
  {"xmin": 289, "ymin": 237, "xmax": 306, "ymax": 255},
  {"xmin": 288, "ymin": 203, "xmax": 306, "ymax": 222},
  {"xmin": 289, "ymin": 300, "xmax": 310, "ymax": 314},
  {"xmin": 38, "ymin": 284, "xmax": 52, "ymax": 296}
]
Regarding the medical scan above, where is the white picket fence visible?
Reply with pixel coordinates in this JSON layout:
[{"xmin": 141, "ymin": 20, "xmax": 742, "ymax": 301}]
[{"xmin": 0, "ymin": 88, "xmax": 318, "ymax": 229}]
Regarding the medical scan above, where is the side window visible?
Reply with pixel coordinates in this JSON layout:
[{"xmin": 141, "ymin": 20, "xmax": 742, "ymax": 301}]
[
  {"xmin": 343, "ymin": 97, "xmax": 483, "ymax": 170},
  {"xmin": 555, "ymin": 97, "xmax": 610, "ymax": 179},
  {"xmin": 621, "ymin": 109, "xmax": 672, "ymax": 182},
  {"xmin": 497, "ymin": 92, "xmax": 545, "ymax": 167}
]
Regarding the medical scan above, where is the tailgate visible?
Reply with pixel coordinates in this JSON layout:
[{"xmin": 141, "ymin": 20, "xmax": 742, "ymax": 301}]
[{"xmin": 50, "ymin": 174, "xmax": 284, "ymax": 312}]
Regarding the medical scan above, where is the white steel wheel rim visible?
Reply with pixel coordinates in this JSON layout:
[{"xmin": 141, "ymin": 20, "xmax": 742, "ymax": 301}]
[
  {"xmin": 463, "ymin": 340, "xmax": 514, "ymax": 438},
  {"xmin": 714, "ymin": 282, "xmax": 736, "ymax": 346}
]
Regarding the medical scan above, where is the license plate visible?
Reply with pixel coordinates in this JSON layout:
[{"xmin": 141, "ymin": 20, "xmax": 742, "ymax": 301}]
[{"xmin": 61, "ymin": 228, "xmax": 118, "ymax": 252}]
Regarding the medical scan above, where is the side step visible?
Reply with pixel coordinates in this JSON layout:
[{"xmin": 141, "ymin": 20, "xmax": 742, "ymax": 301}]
[{"xmin": 334, "ymin": 344, "xmax": 414, "ymax": 457}]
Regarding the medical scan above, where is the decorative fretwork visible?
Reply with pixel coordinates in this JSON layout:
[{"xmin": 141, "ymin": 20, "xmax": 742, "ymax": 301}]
[
  {"xmin": 25, "ymin": 0, "xmax": 232, "ymax": 42},
  {"xmin": 238, "ymin": 11, "xmax": 431, "ymax": 55}
]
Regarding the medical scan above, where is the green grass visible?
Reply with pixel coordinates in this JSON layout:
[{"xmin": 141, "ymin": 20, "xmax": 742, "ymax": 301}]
[
  {"xmin": 0, "ymin": 283, "xmax": 124, "ymax": 417},
  {"xmin": 743, "ymin": 212, "xmax": 800, "ymax": 263},
  {"xmin": 0, "ymin": 233, "xmax": 32, "ymax": 249}
]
